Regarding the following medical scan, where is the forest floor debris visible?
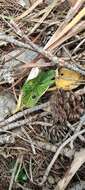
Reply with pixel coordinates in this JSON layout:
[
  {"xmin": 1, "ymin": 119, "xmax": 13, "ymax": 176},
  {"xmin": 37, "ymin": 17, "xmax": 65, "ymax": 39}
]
[{"xmin": 0, "ymin": 0, "xmax": 85, "ymax": 190}]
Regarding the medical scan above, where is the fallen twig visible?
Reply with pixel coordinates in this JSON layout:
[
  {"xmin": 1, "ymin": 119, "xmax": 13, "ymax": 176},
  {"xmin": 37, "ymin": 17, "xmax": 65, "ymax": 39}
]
[
  {"xmin": 1, "ymin": 32, "xmax": 85, "ymax": 76},
  {"xmin": 15, "ymin": 0, "xmax": 43, "ymax": 21},
  {"xmin": 9, "ymin": 155, "xmax": 22, "ymax": 190},
  {"xmin": 21, "ymin": 127, "xmax": 36, "ymax": 155},
  {"xmin": 75, "ymin": 87, "xmax": 85, "ymax": 96},
  {"xmin": 0, "ymin": 102, "xmax": 49, "ymax": 126},
  {"xmin": 0, "ymin": 119, "xmax": 30, "ymax": 132},
  {"xmin": 2, "ymin": 36, "xmax": 85, "ymax": 77},
  {"xmin": 54, "ymin": 149, "xmax": 85, "ymax": 190},
  {"xmin": 0, "ymin": 35, "xmax": 31, "ymax": 50},
  {"xmin": 45, "ymin": 0, "xmax": 85, "ymax": 50},
  {"xmin": 72, "ymin": 38, "xmax": 85, "ymax": 54},
  {"xmin": 33, "ymin": 140, "xmax": 57, "ymax": 152},
  {"xmin": 15, "ymin": 155, "xmax": 23, "ymax": 182},
  {"xmin": 0, "ymin": 133, "xmax": 15, "ymax": 145},
  {"xmin": 39, "ymin": 128, "xmax": 85, "ymax": 186},
  {"xmin": 29, "ymin": 0, "xmax": 61, "ymax": 34}
]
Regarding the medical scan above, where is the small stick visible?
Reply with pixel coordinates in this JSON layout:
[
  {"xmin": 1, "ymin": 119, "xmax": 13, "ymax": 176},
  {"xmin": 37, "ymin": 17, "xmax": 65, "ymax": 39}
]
[
  {"xmin": 75, "ymin": 87, "xmax": 85, "ymax": 96},
  {"xmin": 73, "ymin": 38, "xmax": 85, "ymax": 54},
  {"xmin": 15, "ymin": 155, "xmax": 23, "ymax": 182},
  {"xmin": 0, "ymin": 119, "xmax": 30, "ymax": 132},
  {"xmin": 0, "ymin": 102, "xmax": 49, "ymax": 126},
  {"xmin": 1, "ymin": 34, "xmax": 85, "ymax": 75},
  {"xmin": 21, "ymin": 127, "xmax": 36, "ymax": 155},
  {"xmin": 34, "ymin": 140, "xmax": 57, "ymax": 153},
  {"xmin": 0, "ymin": 133, "xmax": 15, "ymax": 145},
  {"xmin": 0, "ymin": 35, "xmax": 31, "ymax": 49},
  {"xmin": 54, "ymin": 149, "xmax": 85, "ymax": 190},
  {"xmin": 39, "ymin": 128, "xmax": 85, "ymax": 186},
  {"xmin": 15, "ymin": 0, "xmax": 43, "ymax": 21},
  {"xmin": 9, "ymin": 155, "xmax": 21, "ymax": 190},
  {"xmin": 29, "ymin": 157, "xmax": 33, "ymax": 182}
]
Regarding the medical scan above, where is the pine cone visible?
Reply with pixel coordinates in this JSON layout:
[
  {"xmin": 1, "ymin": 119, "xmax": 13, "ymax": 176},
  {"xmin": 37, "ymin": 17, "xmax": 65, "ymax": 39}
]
[{"xmin": 50, "ymin": 89, "xmax": 85, "ymax": 124}]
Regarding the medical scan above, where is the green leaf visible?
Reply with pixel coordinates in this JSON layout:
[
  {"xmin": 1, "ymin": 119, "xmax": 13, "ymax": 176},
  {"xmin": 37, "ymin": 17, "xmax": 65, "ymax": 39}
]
[
  {"xmin": 16, "ymin": 168, "xmax": 28, "ymax": 184},
  {"xmin": 9, "ymin": 161, "xmax": 28, "ymax": 184},
  {"xmin": 21, "ymin": 70, "xmax": 55, "ymax": 108}
]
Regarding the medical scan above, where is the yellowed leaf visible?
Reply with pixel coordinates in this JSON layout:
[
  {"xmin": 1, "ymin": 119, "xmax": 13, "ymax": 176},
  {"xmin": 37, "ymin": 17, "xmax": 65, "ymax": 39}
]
[{"xmin": 55, "ymin": 68, "xmax": 83, "ymax": 90}]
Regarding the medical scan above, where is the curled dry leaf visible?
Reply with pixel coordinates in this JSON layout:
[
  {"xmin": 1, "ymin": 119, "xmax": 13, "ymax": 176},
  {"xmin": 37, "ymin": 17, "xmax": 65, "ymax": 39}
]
[{"xmin": 55, "ymin": 68, "xmax": 83, "ymax": 90}]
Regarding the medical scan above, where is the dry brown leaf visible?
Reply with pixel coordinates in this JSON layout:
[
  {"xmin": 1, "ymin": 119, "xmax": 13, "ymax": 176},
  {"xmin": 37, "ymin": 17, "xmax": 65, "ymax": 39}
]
[{"xmin": 55, "ymin": 68, "xmax": 83, "ymax": 90}]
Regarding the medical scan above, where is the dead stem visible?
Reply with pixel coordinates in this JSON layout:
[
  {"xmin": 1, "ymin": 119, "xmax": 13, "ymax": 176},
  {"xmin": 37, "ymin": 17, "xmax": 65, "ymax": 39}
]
[
  {"xmin": 39, "ymin": 126, "xmax": 85, "ymax": 185},
  {"xmin": 9, "ymin": 154, "xmax": 22, "ymax": 190}
]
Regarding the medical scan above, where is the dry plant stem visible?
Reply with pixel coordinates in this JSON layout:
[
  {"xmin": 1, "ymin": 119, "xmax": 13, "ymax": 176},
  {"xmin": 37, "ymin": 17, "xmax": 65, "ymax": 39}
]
[
  {"xmin": 45, "ymin": 0, "xmax": 84, "ymax": 50},
  {"xmin": 60, "ymin": 62, "xmax": 85, "ymax": 76},
  {"xmin": 75, "ymin": 115, "xmax": 85, "ymax": 133},
  {"xmin": 39, "ymin": 128, "xmax": 85, "ymax": 186},
  {"xmin": 29, "ymin": 157, "xmax": 33, "ymax": 182},
  {"xmin": 70, "ymin": 114, "xmax": 85, "ymax": 148},
  {"xmin": 0, "ymin": 146, "xmax": 28, "ymax": 152},
  {"xmin": 1, "ymin": 20, "xmax": 85, "ymax": 78},
  {"xmin": 67, "ymin": 121, "xmax": 85, "ymax": 143},
  {"xmin": 32, "ymin": 8, "xmax": 46, "ymax": 19},
  {"xmin": 5, "ymin": 49, "xmax": 25, "ymax": 64},
  {"xmin": 2, "ymin": 19, "xmax": 85, "ymax": 75},
  {"xmin": 51, "ymin": 21, "xmax": 85, "ymax": 49},
  {"xmin": 0, "ymin": 35, "xmax": 31, "ymax": 49},
  {"xmin": 0, "ymin": 133, "xmax": 15, "ymax": 145},
  {"xmin": 67, "ymin": 0, "xmax": 80, "ymax": 7},
  {"xmin": 15, "ymin": 0, "xmax": 43, "ymax": 21},
  {"xmin": 73, "ymin": 38, "xmax": 85, "ymax": 54},
  {"xmin": 63, "ymin": 62, "xmax": 85, "ymax": 76},
  {"xmin": 34, "ymin": 140, "xmax": 57, "ymax": 152},
  {"xmin": 0, "ymin": 34, "xmax": 60, "ymax": 65},
  {"xmin": 0, "ymin": 130, "xmax": 22, "ymax": 145},
  {"xmin": 22, "ymin": 62, "xmax": 54, "ymax": 68},
  {"xmin": 75, "ymin": 87, "xmax": 85, "ymax": 96},
  {"xmin": 0, "ymin": 119, "xmax": 30, "ymax": 132},
  {"xmin": 46, "ymin": 7, "xmax": 85, "ymax": 51},
  {"xmin": 0, "ymin": 130, "xmax": 57, "ymax": 151},
  {"xmin": 15, "ymin": 155, "xmax": 23, "ymax": 182},
  {"xmin": 55, "ymin": 149, "xmax": 85, "ymax": 190},
  {"xmin": 32, "ymin": 121, "xmax": 52, "ymax": 127},
  {"xmin": 17, "ymin": 183, "xmax": 32, "ymax": 190},
  {"xmin": 21, "ymin": 127, "xmax": 36, "ymax": 155},
  {"xmin": 30, "ymin": 0, "xmax": 60, "ymax": 34},
  {"xmin": 9, "ymin": 155, "xmax": 21, "ymax": 190},
  {"xmin": 0, "ymin": 102, "xmax": 49, "ymax": 127},
  {"xmin": 63, "ymin": 0, "xmax": 84, "ymax": 23},
  {"xmin": 1, "ymin": 34, "xmax": 85, "ymax": 76},
  {"xmin": 71, "ymin": 114, "xmax": 85, "ymax": 147}
]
